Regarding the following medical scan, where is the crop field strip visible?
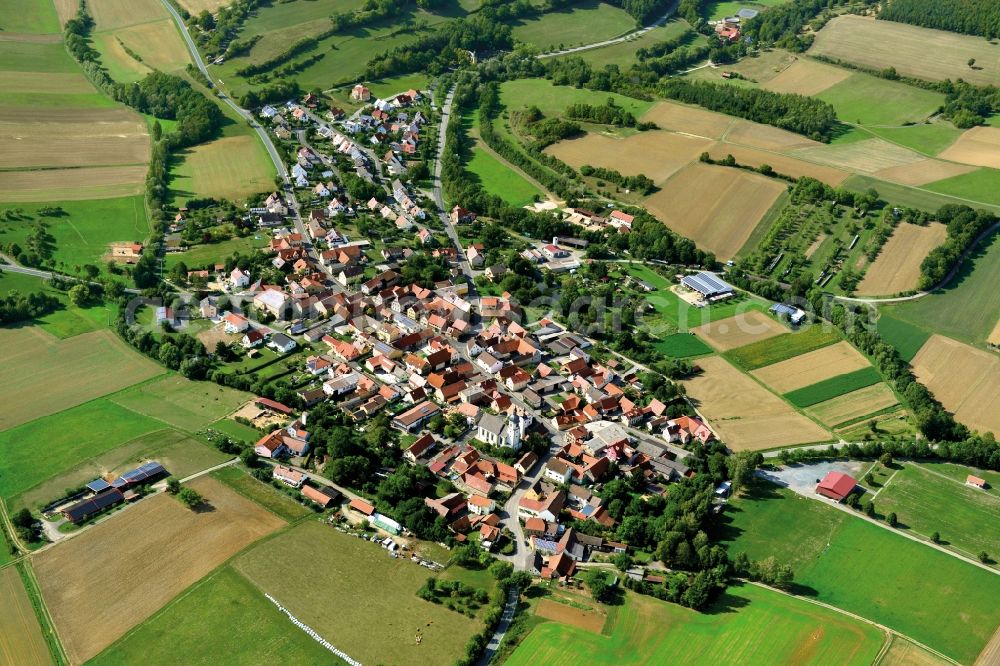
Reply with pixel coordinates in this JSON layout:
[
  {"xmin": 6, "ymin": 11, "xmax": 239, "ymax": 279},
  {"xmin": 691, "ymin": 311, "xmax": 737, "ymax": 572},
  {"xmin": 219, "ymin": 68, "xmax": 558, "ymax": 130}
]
[
  {"xmin": 752, "ymin": 340, "xmax": 873, "ymax": 394},
  {"xmin": 0, "ymin": 566, "xmax": 52, "ymax": 666},
  {"xmin": 724, "ymin": 325, "xmax": 842, "ymax": 371},
  {"xmin": 783, "ymin": 367, "xmax": 883, "ymax": 408},
  {"xmin": 691, "ymin": 310, "xmax": 789, "ymax": 352},
  {"xmin": 804, "ymin": 383, "xmax": 900, "ymax": 429},
  {"xmin": 856, "ymin": 223, "xmax": 947, "ymax": 296}
]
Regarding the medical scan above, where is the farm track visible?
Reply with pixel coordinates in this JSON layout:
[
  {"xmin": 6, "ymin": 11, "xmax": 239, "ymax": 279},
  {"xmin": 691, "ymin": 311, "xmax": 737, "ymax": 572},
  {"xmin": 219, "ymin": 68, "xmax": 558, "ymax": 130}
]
[{"xmin": 536, "ymin": 0, "xmax": 679, "ymax": 59}]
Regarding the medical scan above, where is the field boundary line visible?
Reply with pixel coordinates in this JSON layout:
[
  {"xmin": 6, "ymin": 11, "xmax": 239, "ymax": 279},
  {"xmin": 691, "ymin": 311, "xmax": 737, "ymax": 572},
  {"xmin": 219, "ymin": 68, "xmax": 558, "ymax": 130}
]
[
  {"xmin": 18, "ymin": 560, "xmax": 69, "ymax": 665},
  {"xmin": 265, "ymin": 591, "xmax": 362, "ymax": 665},
  {"xmin": 868, "ymin": 467, "xmax": 899, "ymax": 500},
  {"xmin": 743, "ymin": 580, "xmax": 960, "ymax": 665}
]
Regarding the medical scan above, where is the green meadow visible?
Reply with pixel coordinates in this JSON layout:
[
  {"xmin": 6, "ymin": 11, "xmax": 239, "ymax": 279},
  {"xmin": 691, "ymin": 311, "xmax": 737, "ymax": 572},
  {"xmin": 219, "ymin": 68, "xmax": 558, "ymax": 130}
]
[
  {"xmin": 510, "ymin": 1, "xmax": 635, "ymax": 52},
  {"xmin": 725, "ymin": 325, "xmax": 841, "ymax": 370},
  {"xmin": 499, "ymin": 79, "xmax": 655, "ymax": 119},
  {"xmin": 816, "ymin": 73, "xmax": 944, "ymax": 126},
  {"xmin": 924, "ymin": 168, "xmax": 1000, "ymax": 207},
  {"xmin": 785, "ymin": 367, "xmax": 883, "ymax": 408},
  {"xmin": 466, "ymin": 145, "xmax": 543, "ymax": 207}
]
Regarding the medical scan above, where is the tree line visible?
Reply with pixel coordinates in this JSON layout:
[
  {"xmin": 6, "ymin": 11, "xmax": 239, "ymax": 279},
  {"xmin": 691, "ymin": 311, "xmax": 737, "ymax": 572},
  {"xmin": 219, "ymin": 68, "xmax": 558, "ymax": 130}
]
[
  {"xmin": 919, "ymin": 204, "xmax": 996, "ymax": 289},
  {"xmin": 579, "ymin": 165, "xmax": 655, "ymax": 195},
  {"xmin": 879, "ymin": 0, "xmax": 1000, "ymax": 39},
  {"xmin": 0, "ymin": 285, "xmax": 60, "ymax": 325},
  {"xmin": 741, "ymin": 0, "xmax": 873, "ymax": 52}
]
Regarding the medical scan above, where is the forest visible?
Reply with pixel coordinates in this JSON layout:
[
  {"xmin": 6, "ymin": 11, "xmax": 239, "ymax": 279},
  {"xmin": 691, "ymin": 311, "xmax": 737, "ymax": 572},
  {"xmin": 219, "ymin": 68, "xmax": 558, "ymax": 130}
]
[
  {"xmin": 880, "ymin": 0, "xmax": 1000, "ymax": 39},
  {"xmin": 742, "ymin": 0, "xmax": 871, "ymax": 51}
]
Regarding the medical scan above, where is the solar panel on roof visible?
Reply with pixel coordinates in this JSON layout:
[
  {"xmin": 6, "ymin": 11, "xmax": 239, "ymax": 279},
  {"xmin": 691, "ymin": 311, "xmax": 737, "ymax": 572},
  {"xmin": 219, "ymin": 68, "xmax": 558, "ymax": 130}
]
[{"xmin": 86, "ymin": 479, "xmax": 111, "ymax": 493}]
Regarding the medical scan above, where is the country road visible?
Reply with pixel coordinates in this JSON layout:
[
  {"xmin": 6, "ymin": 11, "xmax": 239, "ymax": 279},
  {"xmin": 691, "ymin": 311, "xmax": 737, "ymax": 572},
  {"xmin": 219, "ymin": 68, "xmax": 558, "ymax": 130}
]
[{"xmin": 537, "ymin": 1, "xmax": 678, "ymax": 59}]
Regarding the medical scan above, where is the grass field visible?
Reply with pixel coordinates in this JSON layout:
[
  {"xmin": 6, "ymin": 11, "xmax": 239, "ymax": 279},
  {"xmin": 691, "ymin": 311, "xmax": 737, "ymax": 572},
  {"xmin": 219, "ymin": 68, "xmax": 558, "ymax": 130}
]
[
  {"xmin": 810, "ymin": 14, "xmax": 1000, "ymax": 87},
  {"xmin": 212, "ymin": 465, "xmax": 312, "ymax": 522},
  {"xmin": 815, "ymin": 71, "xmax": 944, "ymax": 127},
  {"xmin": 880, "ymin": 636, "xmax": 950, "ymax": 666},
  {"xmin": 169, "ymin": 135, "xmax": 276, "ymax": 206},
  {"xmin": 856, "ymin": 223, "xmax": 947, "ymax": 296},
  {"xmin": 500, "ymin": 79, "xmax": 654, "ymax": 119},
  {"xmin": 0, "ymin": 196, "xmax": 150, "ymax": 273},
  {"xmin": 164, "ymin": 233, "xmax": 271, "ymax": 271},
  {"xmin": 879, "ymin": 230, "xmax": 1000, "ymax": 346},
  {"xmin": 209, "ymin": 417, "xmax": 263, "ymax": 443},
  {"xmin": 703, "ymin": 0, "xmax": 789, "ymax": 21},
  {"xmin": 91, "ymin": 566, "xmax": 340, "ymax": 665},
  {"xmin": 652, "ymin": 332, "xmax": 714, "ymax": 358},
  {"xmin": 234, "ymin": 521, "xmax": 480, "ymax": 666},
  {"xmin": 842, "ymin": 174, "xmax": 1000, "ymax": 216},
  {"xmin": 466, "ymin": 144, "xmax": 543, "ymax": 207},
  {"xmin": 867, "ymin": 121, "xmax": 964, "ymax": 157},
  {"xmin": 507, "ymin": 583, "xmax": 882, "ymax": 666},
  {"xmin": 717, "ymin": 480, "xmax": 1000, "ymax": 663},
  {"xmin": 0, "ymin": 327, "xmax": 162, "ymax": 432},
  {"xmin": 875, "ymin": 462, "xmax": 1000, "ymax": 562},
  {"xmin": 804, "ymin": 382, "xmax": 900, "ymax": 428},
  {"xmin": 793, "ymin": 138, "xmax": 924, "ymax": 175},
  {"xmin": 910, "ymin": 334, "xmax": 1000, "ymax": 436},
  {"xmin": 0, "ymin": 397, "xmax": 165, "ymax": 500},
  {"xmin": 725, "ymin": 325, "xmax": 842, "ymax": 370},
  {"xmin": 0, "ymin": 0, "xmax": 61, "ymax": 33},
  {"xmin": 510, "ymin": 1, "xmax": 635, "ymax": 52},
  {"xmin": 108, "ymin": 375, "xmax": 251, "ymax": 432},
  {"xmin": 552, "ymin": 21, "xmax": 690, "ymax": 68},
  {"xmin": 0, "ymin": 566, "xmax": 52, "ymax": 666},
  {"xmin": 11, "ymin": 428, "xmax": 229, "ymax": 512},
  {"xmin": 34, "ymin": 476, "xmax": 283, "ymax": 663},
  {"xmin": 0, "ymin": 271, "xmax": 112, "ymax": 338},
  {"xmin": 923, "ymin": 168, "xmax": 1000, "ymax": 207},
  {"xmin": 752, "ymin": 341, "xmax": 872, "ymax": 394},
  {"xmin": 784, "ymin": 366, "xmax": 883, "ymax": 408},
  {"xmin": 691, "ymin": 310, "xmax": 788, "ymax": 352},
  {"xmin": 683, "ymin": 355, "xmax": 832, "ymax": 451}
]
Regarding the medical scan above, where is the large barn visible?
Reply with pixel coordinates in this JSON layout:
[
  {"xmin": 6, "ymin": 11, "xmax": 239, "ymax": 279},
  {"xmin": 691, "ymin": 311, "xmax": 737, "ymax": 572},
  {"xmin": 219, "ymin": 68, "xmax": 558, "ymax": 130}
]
[
  {"xmin": 681, "ymin": 272, "xmax": 734, "ymax": 301},
  {"xmin": 815, "ymin": 472, "xmax": 857, "ymax": 502}
]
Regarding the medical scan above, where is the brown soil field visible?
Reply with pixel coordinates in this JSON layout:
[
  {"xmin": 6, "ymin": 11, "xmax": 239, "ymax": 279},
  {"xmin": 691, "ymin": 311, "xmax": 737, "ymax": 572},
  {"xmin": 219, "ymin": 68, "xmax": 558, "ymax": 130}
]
[
  {"xmin": 856, "ymin": 223, "xmax": 948, "ymax": 296},
  {"xmin": 89, "ymin": 0, "xmax": 168, "ymax": 30},
  {"xmin": 988, "ymin": 320, "xmax": 1000, "ymax": 347},
  {"xmin": 805, "ymin": 383, "xmax": 899, "ymax": 428},
  {"xmin": 938, "ymin": 126, "xmax": 1000, "ymax": 169},
  {"xmin": 176, "ymin": 0, "xmax": 232, "ymax": 14},
  {"xmin": 723, "ymin": 120, "xmax": 821, "ymax": 152},
  {"xmin": 705, "ymin": 144, "xmax": 849, "ymax": 186},
  {"xmin": 683, "ymin": 355, "xmax": 832, "ymax": 451},
  {"xmin": 873, "ymin": 159, "xmax": 976, "ymax": 186},
  {"xmin": 535, "ymin": 598, "xmax": 607, "ymax": 633},
  {"xmin": 644, "ymin": 163, "xmax": 785, "ymax": 260},
  {"xmin": 33, "ymin": 476, "xmax": 283, "ymax": 664},
  {"xmin": 0, "ymin": 72, "xmax": 93, "ymax": 94},
  {"xmin": 752, "ymin": 340, "xmax": 872, "ymax": 394},
  {"xmin": 0, "ymin": 106, "xmax": 149, "ymax": 170},
  {"xmin": 0, "ymin": 566, "xmax": 52, "ymax": 666},
  {"xmin": 762, "ymin": 57, "xmax": 851, "ymax": 97},
  {"xmin": 639, "ymin": 101, "xmax": 733, "ymax": 139},
  {"xmin": 810, "ymin": 15, "xmax": 1000, "ymax": 87},
  {"xmin": 911, "ymin": 335, "xmax": 1000, "ymax": 436},
  {"xmin": 692, "ymin": 310, "xmax": 788, "ymax": 352},
  {"xmin": 545, "ymin": 131, "xmax": 713, "ymax": 185},
  {"xmin": 0, "ymin": 328, "xmax": 162, "ymax": 431},
  {"xmin": 0, "ymin": 166, "xmax": 146, "ymax": 202},
  {"xmin": 109, "ymin": 19, "xmax": 191, "ymax": 74},
  {"xmin": 792, "ymin": 138, "xmax": 924, "ymax": 174}
]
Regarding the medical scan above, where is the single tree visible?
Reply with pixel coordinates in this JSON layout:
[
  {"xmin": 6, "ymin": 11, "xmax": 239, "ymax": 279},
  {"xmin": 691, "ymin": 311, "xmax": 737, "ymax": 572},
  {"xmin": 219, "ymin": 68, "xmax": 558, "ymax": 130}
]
[
  {"xmin": 177, "ymin": 487, "xmax": 204, "ymax": 509},
  {"xmin": 979, "ymin": 551, "xmax": 991, "ymax": 564},
  {"xmin": 68, "ymin": 283, "xmax": 89, "ymax": 307},
  {"xmin": 969, "ymin": 58, "xmax": 977, "ymax": 68},
  {"xmin": 930, "ymin": 531, "xmax": 940, "ymax": 544},
  {"xmin": 886, "ymin": 512, "xmax": 898, "ymax": 527},
  {"xmin": 166, "ymin": 479, "xmax": 181, "ymax": 494}
]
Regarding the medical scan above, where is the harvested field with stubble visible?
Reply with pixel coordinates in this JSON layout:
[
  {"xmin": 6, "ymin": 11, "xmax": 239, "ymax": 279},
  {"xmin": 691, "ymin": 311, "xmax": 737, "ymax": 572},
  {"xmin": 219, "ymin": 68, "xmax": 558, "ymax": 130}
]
[
  {"xmin": 752, "ymin": 341, "xmax": 873, "ymax": 394},
  {"xmin": 810, "ymin": 15, "xmax": 1000, "ymax": 87},
  {"xmin": 910, "ymin": 335, "xmax": 1000, "ymax": 436},
  {"xmin": 535, "ymin": 599, "xmax": 607, "ymax": 633},
  {"xmin": 95, "ymin": 18, "xmax": 190, "ymax": 78},
  {"xmin": 88, "ymin": 0, "xmax": 168, "ymax": 30},
  {"xmin": 705, "ymin": 144, "xmax": 848, "ymax": 185},
  {"xmin": 176, "ymin": 0, "xmax": 232, "ymax": 15},
  {"xmin": 989, "ymin": 320, "xmax": 1000, "ymax": 346},
  {"xmin": 0, "ymin": 327, "xmax": 162, "ymax": 431},
  {"xmin": 0, "ymin": 165, "xmax": 146, "ymax": 201},
  {"xmin": 544, "ymin": 131, "xmax": 712, "ymax": 185},
  {"xmin": 0, "ymin": 566, "xmax": 52, "ymax": 666},
  {"xmin": 33, "ymin": 476, "xmax": 284, "ymax": 665},
  {"xmin": 762, "ymin": 57, "xmax": 850, "ymax": 96},
  {"xmin": 856, "ymin": 222, "xmax": 947, "ymax": 295},
  {"xmin": 938, "ymin": 126, "xmax": 1000, "ymax": 170},
  {"xmin": 0, "ymin": 71, "xmax": 92, "ymax": 93},
  {"xmin": 723, "ymin": 120, "xmax": 820, "ymax": 151},
  {"xmin": 644, "ymin": 163, "xmax": 786, "ymax": 260},
  {"xmin": 805, "ymin": 383, "xmax": 899, "ymax": 427},
  {"xmin": 683, "ymin": 355, "xmax": 832, "ymax": 451},
  {"xmin": 793, "ymin": 138, "xmax": 924, "ymax": 174},
  {"xmin": 873, "ymin": 159, "xmax": 976, "ymax": 187},
  {"xmin": 692, "ymin": 310, "xmax": 788, "ymax": 351},
  {"xmin": 639, "ymin": 101, "xmax": 732, "ymax": 139}
]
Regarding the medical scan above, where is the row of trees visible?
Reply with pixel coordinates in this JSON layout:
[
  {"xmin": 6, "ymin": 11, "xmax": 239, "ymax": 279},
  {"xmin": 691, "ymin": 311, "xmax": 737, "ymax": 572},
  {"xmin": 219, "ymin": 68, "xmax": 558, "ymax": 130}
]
[
  {"xmin": 579, "ymin": 165, "xmax": 655, "ymax": 194},
  {"xmin": 918, "ymin": 205, "xmax": 996, "ymax": 289},
  {"xmin": 564, "ymin": 100, "xmax": 638, "ymax": 127},
  {"xmin": 879, "ymin": 0, "xmax": 1000, "ymax": 39},
  {"xmin": 0, "ymin": 285, "xmax": 60, "ymax": 325}
]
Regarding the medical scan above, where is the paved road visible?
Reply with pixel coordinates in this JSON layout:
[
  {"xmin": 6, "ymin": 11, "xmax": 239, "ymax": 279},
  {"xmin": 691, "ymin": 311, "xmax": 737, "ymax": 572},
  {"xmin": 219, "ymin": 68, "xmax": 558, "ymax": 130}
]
[
  {"xmin": 536, "ymin": 2, "xmax": 678, "ymax": 59},
  {"xmin": 476, "ymin": 586, "xmax": 520, "ymax": 666},
  {"xmin": 0, "ymin": 261, "xmax": 142, "ymax": 295}
]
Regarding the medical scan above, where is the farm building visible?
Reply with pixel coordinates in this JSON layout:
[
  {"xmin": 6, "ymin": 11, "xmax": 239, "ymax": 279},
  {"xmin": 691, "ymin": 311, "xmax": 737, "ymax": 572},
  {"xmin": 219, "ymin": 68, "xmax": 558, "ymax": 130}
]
[
  {"xmin": 111, "ymin": 462, "xmax": 167, "ymax": 489},
  {"xmin": 815, "ymin": 472, "xmax": 857, "ymax": 502},
  {"xmin": 273, "ymin": 465, "xmax": 307, "ymax": 488},
  {"xmin": 681, "ymin": 272, "xmax": 734, "ymax": 301},
  {"xmin": 349, "ymin": 498, "xmax": 375, "ymax": 516},
  {"xmin": 770, "ymin": 303, "xmax": 806, "ymax": 326},
  {"xmin": 301, "ymin": 484, "xmax": 341, "ymax": 508},
  {"xmin": 62, "ymin": 489, "xmax": 125, "ymax": 524},
  {"xmin": 966, "ymin": 475, "xmax": 988, "ymax": 489}
]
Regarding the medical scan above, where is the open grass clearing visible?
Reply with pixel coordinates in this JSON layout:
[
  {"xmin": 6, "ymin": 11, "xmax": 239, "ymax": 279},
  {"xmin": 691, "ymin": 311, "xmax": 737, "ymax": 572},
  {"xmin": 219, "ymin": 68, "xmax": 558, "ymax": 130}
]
[
  {"xmin": 0, "ymin": 166, "xmax": 146, "ymax": 202},
  {"xmin": 88, "ymin": 0, "xmax": 170, "ymax": 31},
  {"xmin": 0, "ymin": 71, "xmax": 93, "ymax": 93},
  {"xmin": 175, "ymin": 0, "xmax": 233, "ymax": 12},
  {"xmin": 0, "ymin": 566, "xmax": 52, "ymax": 666},
  {"xmin": 34, "ymin": 476, "xmax": 284, "ymax": 664},
  {"xmin": 11, "ymin": 428, "xmax": 229, "ymax": 513},
  {"xmin": 792, "ymin": 138, "xmax": 925, "ymax": 175},
  {"xmin": 212, "ymin": 466, "xmax": 312, "ymax": 522},
  {"xmin": 924, "ymin": 168, "xmax": 1000, "ymax": 207},
  {"xmin": 873, "ymin": 158, "xmax": 976, "ymax": 187},
  {"xmin": 164, "ymin": 233, "xmax": 270, "ymax": 271},
  {"xmin": 703, "ymin": 0, "xmax": 790, "ymax": 21},
  {"xmin": 784, "ymin": 367, "xmax": 883, "ymax": 408},
  {"xmin": 810, "ymin": 14, "xmax": 1000, "ymax": 87},
  {"xmin": 545, "ymin": 131, "xmax": 713, "ymax": 186},
  {"xmin": 652, "ymin": 332, "xmax": 714, "ymax": 358},
  {"xmin": 0, "ymin": 39, "xmax": 78, "ymax": 73},
  {"xmin": 466, "ymin": 143, "xmax": 543, "ymax": 207},
  {"xmin": 639, "ymin": 100, "xmax": 733, "ymax": 139},
  {"xmin": 683, "ymin": 355, "xmax": 832, "ymax": 451},
  {"xmin": 856, "ymin": 223, "xmax": 947, "ymax": 296},
  {"xmin": 691, "ymin": 309, "xmax": 788, "ymax": 352},
  {"xmin": 234, "ymin": 521, "xmax": 480, "ymax": 666},
  {"xmin": 725, "ymin": 324, "xmax": 842, "ymax": 370},
  {"xmin": 90, "ymin": 566, "xmax": 340, "ymax": 665},
  {"xmin": 208, "ymin": 417, "xmax": 263, "ymax": 443},
  {"xmin": 717, "ymin": 479, "xmax": 1000, "ymax": 663},
  {"xmin": 864, "ymin": 121, "xmax": 965, "ymax": 157},
  {"xmin": 815, "ymin": 71, "xmax": 943, "ymax": 127},
  {"xmin": 804, "ymin": 382, "xmax": 899, "ymax": 428},
  {"xmin": 752, "ymin": 340, "xmax": 872, "ymax": 394},
  {"xmin": 876, "ymin": 462, "xmax": 1000, "ymax": 563},
  {"xmin": 836, "ymin": 407, "xmax": 916, "ymax": 441},
  {"xmin": 108, "ymin": 376, "xmax": 251, "ymax": 432},
  {"xmin": 761, "ymin": 56, "xmax": 850, "ymax": 96},
  {"xmin": 644, "ymin": 162, "xmax": 785, "ymax": 261},
  {"xmin": 552, "ymin": 21, "xmax": 691, "ymax": 68},
  {"xmin": 507, "ymin": 583, "xmax": 882, "ymax": 666},
  {"xmin": 877, "ymin": 313, "xmax": 932, "ymax": 362},
  {"xmin": 92, "ymin": 18, "xmax": 190, "ymax": 83},
  {"xmin": 500, "ymin": 79, "xmax": 654, "ymax": 119},
  {"xmin": 0, "ymin": 271, "xmax": 113, "ymax": 338},
  {"xmin": 0, "ymin": 327, "xmax": 162, "ymax": 432},
  {"xmin": 881, "ymin": 230, "xmax": 1000, "ymax": 345},
  {"xmin": 705, "ymin": 144, "xmax": 848, "ymax": 185},
  {"xmin": 169, "ymin": 135, "xmax": 275, "ymax": 206},
  {"xmin": 910, "ymin": 334, "xmax": 1000, "ymax": 436},
  {"xmin": 0, "ymin": 0, "xmax": 60, "ymax": 34},
  {"xmin": 511, "ymin": 1, "xmax": 634, "ymax": 52},
  {"xmin": 939, "ymin": 126, "xmax": 1000, "ymax": 170},
  {"xmin": 843, "ymin": 174, "xmax": 1000, "ymax": 216}
]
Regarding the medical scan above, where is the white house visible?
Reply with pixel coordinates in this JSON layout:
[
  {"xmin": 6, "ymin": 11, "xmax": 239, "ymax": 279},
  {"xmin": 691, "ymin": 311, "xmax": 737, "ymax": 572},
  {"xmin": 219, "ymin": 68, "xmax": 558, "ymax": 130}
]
[
  {"xmin": 223, "ymin": 312, "xmax": 249, "ymax": 333},
  {"xmin": 273, "ymin": 465, "xmax": 306, "ymax": 488},
  {"xmin": 468, "ymin": 494, "xmax": 496, "ymax": 516},
  {"xmin": 269, "ymin": 332, "xmax": 297, "ymax": 353},
  {"xmin": 230, "ymin": 268, "xmax": 250, "ymax": 289},
  {"xmin": 544, "ymin": 459, "xmax": 573, "ymax": 485}
]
